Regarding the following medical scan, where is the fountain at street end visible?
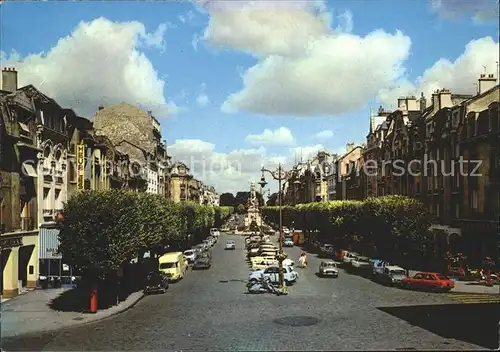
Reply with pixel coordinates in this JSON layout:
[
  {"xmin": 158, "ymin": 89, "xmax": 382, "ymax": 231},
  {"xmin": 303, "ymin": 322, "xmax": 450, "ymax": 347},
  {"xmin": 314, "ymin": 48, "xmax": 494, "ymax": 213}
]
[{"xmin": 244, "ymin": 182, "xmax": 261, "ymax": 230}]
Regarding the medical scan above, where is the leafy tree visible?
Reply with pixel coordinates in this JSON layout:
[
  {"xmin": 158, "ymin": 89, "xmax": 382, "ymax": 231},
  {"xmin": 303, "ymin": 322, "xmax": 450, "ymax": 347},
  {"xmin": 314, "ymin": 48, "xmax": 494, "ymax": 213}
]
[
  {"xmin": 236, "ymin": 204, "xmax": 246, "ymax": 214},
  {"xmin": 219, "ymin": 193, "xmax": 235, "ymax": 207},
  {"xmin": 58, "ymin": 190, "xmax": 143, "ymax": 279},
  {"xmin": 267, "ymin": 192, "xmax": 278, "ymax": 206},
  {"xmin": 58, "ymin": 190, "xmax": 234, "ymax": 280},
  {"xmin": 235, "ymin": 191, "xmax": 250, "ymax": 207}
]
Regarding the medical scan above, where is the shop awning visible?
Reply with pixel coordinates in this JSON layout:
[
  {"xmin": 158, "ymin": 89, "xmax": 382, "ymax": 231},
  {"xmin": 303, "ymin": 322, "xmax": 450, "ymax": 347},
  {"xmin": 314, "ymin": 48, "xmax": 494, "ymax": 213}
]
[{"xmin": 22, "ymin": 163, "xmax": 38, "ymax": 177}]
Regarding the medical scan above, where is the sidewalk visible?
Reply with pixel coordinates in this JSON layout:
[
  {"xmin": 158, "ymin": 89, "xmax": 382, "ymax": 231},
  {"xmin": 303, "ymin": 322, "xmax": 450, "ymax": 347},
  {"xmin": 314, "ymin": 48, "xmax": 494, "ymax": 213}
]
[
  {"xmin": 1, "ymin": 288, "xmax": 144, "ymax": 338},
  {"xmin": 408, "ymin": 270, "xmax": 499, "ymax": 295}
]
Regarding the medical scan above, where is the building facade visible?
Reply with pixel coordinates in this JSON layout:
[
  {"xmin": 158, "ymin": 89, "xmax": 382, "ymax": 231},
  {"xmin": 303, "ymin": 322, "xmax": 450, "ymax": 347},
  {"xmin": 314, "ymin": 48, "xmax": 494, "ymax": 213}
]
[
  {"xmin": 335, "ymin": 144, "xmax": 364, "ymax": 200},
  {"xmin": 361, "ymin": 74, "xmax": 499, "ymax": 263},
  {"xmin": 93, "ymin": 102, "xmax": 170, "ymax": 196}
]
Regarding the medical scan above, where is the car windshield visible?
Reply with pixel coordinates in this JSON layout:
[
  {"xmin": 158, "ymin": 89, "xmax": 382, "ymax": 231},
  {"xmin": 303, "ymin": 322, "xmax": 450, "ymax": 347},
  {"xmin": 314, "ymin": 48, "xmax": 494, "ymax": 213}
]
[
  {"xmin": 159, "ymin": 262, "xmax": 177, "ymax": 269},
  {"xmin": 184, "ymin": 250, "xmax": 194, "ymax": 256},
  {"xmin": 323, "ymin": 263, "xmax": 336, "ymax": 267},
  {"xmin": 438, "ymin": 275, "xmax": 450, "ymax": 280}
]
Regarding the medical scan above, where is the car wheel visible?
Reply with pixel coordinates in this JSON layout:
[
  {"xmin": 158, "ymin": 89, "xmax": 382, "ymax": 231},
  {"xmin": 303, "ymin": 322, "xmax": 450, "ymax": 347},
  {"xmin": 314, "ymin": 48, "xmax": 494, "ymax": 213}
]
[{"xmin": 284, "ymin": 279, "xmax": 291, "ymax": 286}]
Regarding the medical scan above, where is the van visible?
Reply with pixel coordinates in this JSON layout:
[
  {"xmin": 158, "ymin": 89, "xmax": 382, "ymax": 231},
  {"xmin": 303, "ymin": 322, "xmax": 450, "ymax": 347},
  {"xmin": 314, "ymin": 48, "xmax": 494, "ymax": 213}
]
[{"xmin": 158, "ymin": 252, "xmax": 187, "ymax": 282}]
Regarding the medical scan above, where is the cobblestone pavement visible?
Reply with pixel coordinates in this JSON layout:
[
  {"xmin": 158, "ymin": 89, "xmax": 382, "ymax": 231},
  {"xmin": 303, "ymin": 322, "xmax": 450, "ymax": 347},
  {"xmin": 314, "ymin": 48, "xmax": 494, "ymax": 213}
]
[{"xmin": 2, "ymin": 234, "xmax": 496, "ymax": 351}]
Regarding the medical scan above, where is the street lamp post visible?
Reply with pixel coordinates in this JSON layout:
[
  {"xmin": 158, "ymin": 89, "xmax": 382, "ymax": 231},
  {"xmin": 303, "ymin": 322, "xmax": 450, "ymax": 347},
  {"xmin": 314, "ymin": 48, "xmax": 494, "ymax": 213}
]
[{"xmin": 260, "ymin": 163, "xmax": 299, "ymax": 293}]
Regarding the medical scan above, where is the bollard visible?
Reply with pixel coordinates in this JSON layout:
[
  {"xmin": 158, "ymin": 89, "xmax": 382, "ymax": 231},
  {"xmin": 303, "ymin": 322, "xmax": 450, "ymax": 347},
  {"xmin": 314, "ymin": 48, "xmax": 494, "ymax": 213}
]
[{"xmin": 90, "ymin": 286, "xmax": 98, "ymax": 313}]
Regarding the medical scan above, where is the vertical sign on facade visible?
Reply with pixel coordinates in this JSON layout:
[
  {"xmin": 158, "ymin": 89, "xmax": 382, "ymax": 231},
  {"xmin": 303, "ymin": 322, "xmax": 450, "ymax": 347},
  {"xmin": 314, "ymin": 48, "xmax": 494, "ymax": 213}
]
[{"xmin": 77, "ymin": 143, "xmax": 85, "ymax": 191}]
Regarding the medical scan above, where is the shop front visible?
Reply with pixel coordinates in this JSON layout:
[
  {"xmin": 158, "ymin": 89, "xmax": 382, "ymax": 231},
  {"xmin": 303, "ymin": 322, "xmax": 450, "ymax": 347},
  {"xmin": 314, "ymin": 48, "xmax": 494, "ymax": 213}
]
[
  {"xmin": 1, "ymin": 230, "xmax": 38, "ymax": 298},
  {"xmin": 39, "ymin": 224, "xmax": 77, "ymax": 288}
]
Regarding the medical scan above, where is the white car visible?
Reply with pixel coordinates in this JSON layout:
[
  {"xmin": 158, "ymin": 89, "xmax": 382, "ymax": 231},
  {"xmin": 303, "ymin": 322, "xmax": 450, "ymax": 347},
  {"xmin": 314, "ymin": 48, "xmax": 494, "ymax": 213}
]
[
  {"xmin": 342, "ymin": 252, "xmax": 359, "ymax": 264},
  {"xmin": 283, "ymin": 239, "xmax": 294, "ymax": 247},
  {"xmin": 351, "ymin": 256, "xmax": 371, "ymax": 269},
  {"xmin": 249, "ymin": 265, "xmax": 298, "ymax": 285},
  {"xmin": 320, "ymin": 244, "xmax": 335, "ymax": 254},
  {"xmin": 225, "ymin": 240, "xmax": 236, "ymax": 250},
  {"xmin": 210, "ymin": 228, "xmax": 220, "ymax": 238},
  {"xmin": 183, "ymin": 250, "xmax": 197, "ymax": 264},
  {"xmin": 318, "ymin": 261, "xmax": 339, "ymax": 277}
]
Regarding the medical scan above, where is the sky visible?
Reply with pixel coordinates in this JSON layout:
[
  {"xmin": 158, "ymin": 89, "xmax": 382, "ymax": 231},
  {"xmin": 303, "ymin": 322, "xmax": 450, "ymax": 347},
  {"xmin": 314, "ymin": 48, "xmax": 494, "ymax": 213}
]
[{"xmin": 1, "ymin": 0, "xmax": 499, "ymax": 194}]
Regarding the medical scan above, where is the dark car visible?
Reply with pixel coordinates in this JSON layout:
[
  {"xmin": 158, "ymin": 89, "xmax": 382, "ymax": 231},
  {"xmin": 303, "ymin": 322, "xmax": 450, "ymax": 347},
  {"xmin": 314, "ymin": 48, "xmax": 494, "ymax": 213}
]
[
  {"xmin": 192, "ymin": 253, "xmax": 212, "ymax": 270},
  {"xmin": 144, "ymin": 271, "xmax": 169, "ymax": 294}
]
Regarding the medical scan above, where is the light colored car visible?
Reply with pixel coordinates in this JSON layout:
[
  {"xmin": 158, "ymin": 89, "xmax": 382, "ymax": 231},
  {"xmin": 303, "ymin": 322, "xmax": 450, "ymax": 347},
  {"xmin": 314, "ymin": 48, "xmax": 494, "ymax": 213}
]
[
  {"xmin": 283, "ymin": 239, "xmax": 294, "ymax": 247},
  {"xmin": 225, "ymin": 240, "xmax": 236, "ymax": 250},
  {"xmin": 351, "ymin": 256, "xmax": 371, "ymax": 268},
  {"xmin": 183, "ymin": 249, "xmax": 197, "ymax": 264},
  {"xmin": 249, "ymin": 265, "xmax": 298, "ymax": 285},
  {"xmin": 318, "ymin": 260, "xmax": 339, "ymax": 277},
  {"xmin": 210, "ymin": 228, "xmax": 220, "ymax": 238},
  {"xmin": 342, "ymin": 252, "xmax": 359, "ymax": 264}
]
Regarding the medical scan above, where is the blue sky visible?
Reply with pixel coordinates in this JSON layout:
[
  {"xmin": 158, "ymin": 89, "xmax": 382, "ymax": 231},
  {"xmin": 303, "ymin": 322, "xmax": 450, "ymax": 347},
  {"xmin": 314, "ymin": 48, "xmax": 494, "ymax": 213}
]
[{"xmin": 1, "ymin": 0, "xmax": 499, "ymax": 193}]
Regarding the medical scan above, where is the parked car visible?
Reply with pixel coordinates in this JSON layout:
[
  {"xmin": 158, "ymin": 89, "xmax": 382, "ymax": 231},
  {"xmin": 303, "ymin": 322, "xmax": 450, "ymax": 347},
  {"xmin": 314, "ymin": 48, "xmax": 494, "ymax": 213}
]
[
  {"xmin": 249, "ymin": 265, "xmax": 298, "ymax": 285},
  {"xmin": 283, "ymin": 238, "xmax": 294, "ymax": 247},
  {"xmin": 144, "ymin": 271, "xmax": 169, "ymax": 294},
  {"xmin": 374, "ymin": 265, "xmax": 407, "ymax": 286},
  {"xmin": 251, "ymin": 258, "xmax": 278, "ymax": 271},
  {"xmin": 342, "ymin": 252, "xmax": 359, "ymax": 264},
  {"xmin": 225, "ymin": 240, "xmax": 236, "ymax": 250},
  {"xmin": 351, "ymin": 256, "xmax": 371, "ymax": 271},
  {"xmin": 400, "ymin": 272, "xmax": 454, "ymax": 292},
  {"xmin": 210, "ymin": 228, "xmax": 220, "ymax": 238},
  {"xmin": 192, "ymin": 253, "xmax": 212, "ymax": 270},
  {"xmin": 318, "ymin": 260, "xmax": 339, "ymax": 278},
  {"xmin": 320, "ymin": 244, "xmax": 335, "ymax": 254},
  {"xmin": 183, "ymin": 249, "xmax": 197, "ymax": 264}
]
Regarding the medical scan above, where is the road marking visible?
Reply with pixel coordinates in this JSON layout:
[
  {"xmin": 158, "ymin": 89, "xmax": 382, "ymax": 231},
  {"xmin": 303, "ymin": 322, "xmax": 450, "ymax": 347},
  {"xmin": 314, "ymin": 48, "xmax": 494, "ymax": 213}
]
[{"xmin": 447, "ymin": 293, "xmax": 500, "ymax": 304}]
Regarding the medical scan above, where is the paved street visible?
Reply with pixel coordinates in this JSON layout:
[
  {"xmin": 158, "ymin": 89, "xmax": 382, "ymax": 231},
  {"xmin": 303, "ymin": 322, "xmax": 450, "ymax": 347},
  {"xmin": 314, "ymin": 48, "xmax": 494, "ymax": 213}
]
[{"xmin": 2, "ymin": 233, "xmax": 497, "ymax": 351}]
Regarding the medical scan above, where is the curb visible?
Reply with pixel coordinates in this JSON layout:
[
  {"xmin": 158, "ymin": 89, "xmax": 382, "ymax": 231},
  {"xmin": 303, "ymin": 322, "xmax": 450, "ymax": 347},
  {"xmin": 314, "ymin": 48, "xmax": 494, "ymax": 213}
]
[
  {"xmin": 2, "ymin": 292, "xmax": 145, "ymax": 340},
  {"xmin": 447, "ymin": 291, "xmax": 499, "ymax": 296}
]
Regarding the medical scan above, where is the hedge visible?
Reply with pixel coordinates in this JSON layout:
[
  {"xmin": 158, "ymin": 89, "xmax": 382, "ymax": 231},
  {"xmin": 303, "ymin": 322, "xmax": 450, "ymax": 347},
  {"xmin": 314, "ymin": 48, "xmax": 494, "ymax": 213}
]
[
  {"xmin": 262, "ymin": 195, "xmax": 432, "ymax": 260},
  {"xmin": 58, "ymin": 190, "xmax": 232, "ymax": 279}
]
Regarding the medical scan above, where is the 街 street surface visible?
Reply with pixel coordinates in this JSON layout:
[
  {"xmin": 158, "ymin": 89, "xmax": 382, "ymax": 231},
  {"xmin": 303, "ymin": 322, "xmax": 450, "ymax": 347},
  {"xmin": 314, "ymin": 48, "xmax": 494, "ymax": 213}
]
[{"xmin": 2, "ymin": 233, "xmax": 498, "ymax": 351}]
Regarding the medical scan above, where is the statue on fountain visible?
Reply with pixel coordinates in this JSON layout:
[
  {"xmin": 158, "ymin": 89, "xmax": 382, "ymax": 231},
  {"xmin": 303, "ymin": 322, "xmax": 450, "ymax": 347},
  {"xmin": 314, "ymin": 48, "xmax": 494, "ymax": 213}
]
[{"xmin": 245, "ymin": 182, "xmax": 261, "ymax": 229}]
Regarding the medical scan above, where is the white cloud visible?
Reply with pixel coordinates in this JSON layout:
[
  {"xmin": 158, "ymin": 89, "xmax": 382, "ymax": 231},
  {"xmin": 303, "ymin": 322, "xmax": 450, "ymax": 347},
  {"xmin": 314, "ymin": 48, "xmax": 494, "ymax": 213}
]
[
  {"xmin": 379, "ymin": 37, "xmax": 500, "ymax": 106},
  {"xmin": 168, "ymin": 139, "xmax": 335, "ymax": 193},
  {"xmin": 289, "ymin": 144, "xmax": 325, "ymax": 162},
  {"xmin": 314, "ymin": 130, "xmax": 334, "ymax": 140},
  {"xmin": 430, "ymin": 0, "xmax": 499, "ymax": 23},
  {"xmin": 196, "ymin": 94, "xmax": 210, "ymax": 107},
  {"xmin": 245, "ymin": 127, "xmax": 295, "ymax": 146},
  {"xmin": 0, "ymin": 17, "xmax": 179, "ymax": 119},
  {"xmin": 201, "ymin": 0, "xmax": 412, "ymax": 116},
  {"xmin": 142, "ymin": 22, "xmax": 169, "ymax": 52}
]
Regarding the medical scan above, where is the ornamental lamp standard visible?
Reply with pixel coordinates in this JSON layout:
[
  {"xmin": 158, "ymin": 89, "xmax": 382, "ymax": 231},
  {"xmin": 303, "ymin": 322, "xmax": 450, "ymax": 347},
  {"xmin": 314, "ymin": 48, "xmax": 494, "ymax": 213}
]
[
  {"xmin": 260, "ymin": 163, "xmax": 295, "ymax": 293},
  {"xmin": 258, "ymin": 176, "xmax": 268, "ymax": 239}
]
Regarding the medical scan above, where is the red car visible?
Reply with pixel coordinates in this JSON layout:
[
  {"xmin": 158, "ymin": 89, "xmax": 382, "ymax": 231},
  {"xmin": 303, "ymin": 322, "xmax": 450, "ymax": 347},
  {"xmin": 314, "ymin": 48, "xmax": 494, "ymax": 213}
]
[{"xmin": 400, "ymin": 272, "xmax": 455, "ymax": 292}]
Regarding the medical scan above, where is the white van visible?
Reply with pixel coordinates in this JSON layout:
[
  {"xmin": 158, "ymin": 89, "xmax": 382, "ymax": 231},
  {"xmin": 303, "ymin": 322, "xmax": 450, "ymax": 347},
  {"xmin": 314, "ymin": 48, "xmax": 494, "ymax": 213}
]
[{"xmin": 158, "ymin": 252, "xmax": 187, "ymax": 282}]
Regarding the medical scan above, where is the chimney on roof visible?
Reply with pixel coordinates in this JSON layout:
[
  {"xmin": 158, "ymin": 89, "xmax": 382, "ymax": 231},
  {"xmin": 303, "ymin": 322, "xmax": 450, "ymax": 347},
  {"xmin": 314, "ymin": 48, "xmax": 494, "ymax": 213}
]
[
  {"xmin": 346, "ymin": 142, "xmax": 355, "ymax": 153},
  {"xmin": 419, "ymin": 92, "xmax": 426, "ymax": 112},
  {"xmin": 98, "ymin": 105, "xmax": 104, "ymax": 111},
  {"xmin": 2, "ymin": 67, "xmax": 18, "ymax": 93},
  {"xmin": 478, "ymin": 73, "xmax": 496, "ymax": 95}
]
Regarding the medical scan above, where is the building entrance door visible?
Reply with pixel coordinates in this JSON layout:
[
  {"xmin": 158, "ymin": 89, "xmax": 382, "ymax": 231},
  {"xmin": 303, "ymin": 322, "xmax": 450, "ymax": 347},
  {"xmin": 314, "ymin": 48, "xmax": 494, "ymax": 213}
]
[
  {"xmin": 1, "ymin": 249, "xmax": 10, "ymax": 296},
  {"xmin": 18, "ymin": 245, "xmax": 34, "ymax": 289}
]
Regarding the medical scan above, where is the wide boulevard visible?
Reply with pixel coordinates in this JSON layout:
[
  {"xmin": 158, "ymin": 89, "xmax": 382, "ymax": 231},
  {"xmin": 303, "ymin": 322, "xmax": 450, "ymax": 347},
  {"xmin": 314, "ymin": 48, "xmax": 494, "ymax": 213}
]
[{"xmin": 2, "ymin": 233, "xmax": 497, "ymax": 351}]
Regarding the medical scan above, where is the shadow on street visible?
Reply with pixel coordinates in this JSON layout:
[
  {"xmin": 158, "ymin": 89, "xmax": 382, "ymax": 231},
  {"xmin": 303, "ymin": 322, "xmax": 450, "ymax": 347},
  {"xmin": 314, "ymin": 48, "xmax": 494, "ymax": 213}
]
[{"xmin": 378, "ymin": 303, "xmax": 500, "ymax": 349}]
